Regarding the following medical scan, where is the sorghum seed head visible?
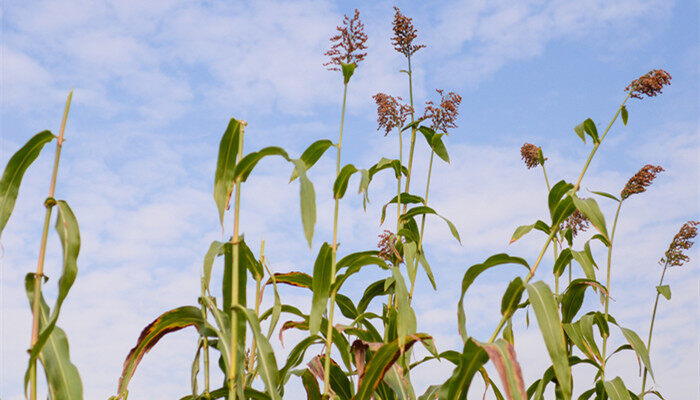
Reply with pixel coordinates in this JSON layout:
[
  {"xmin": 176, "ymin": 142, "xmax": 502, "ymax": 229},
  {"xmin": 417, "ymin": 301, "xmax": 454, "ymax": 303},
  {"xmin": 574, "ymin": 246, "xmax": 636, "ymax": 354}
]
[
  {"xmin": 562, "ymin": 209, "xmax": 590, "ymax": 238},
  {"xmin": 625, "ymin": 69, "xmax": 672, "ymax": 99},
  {"xmin": 661, "ymin": 221, "xmax": 698, "ymax": 267},
  {"xmin": 372, "ymin": 93, "xmax": 413, "ymax": 135},
  {"xmin": 423, "ymin": 89, "xmax": 462, "ymax": 134},
  {"xmin": 391, "ymin": 7, "xmax": 425, "ymax": 58},
  {"xmin": 520, "ymin": 143, "xmax": 545, "ymax": 169},
  {"xmin": 620, "ymin": 165, "xmax": 664, "ymax": 200},
  {"xmin": 324, "ymin": 9, "xmax": 368, "ymax": 71},
  {"xmin": 378, "ymin": 230, "xmax": 402, "ymax": 263}
]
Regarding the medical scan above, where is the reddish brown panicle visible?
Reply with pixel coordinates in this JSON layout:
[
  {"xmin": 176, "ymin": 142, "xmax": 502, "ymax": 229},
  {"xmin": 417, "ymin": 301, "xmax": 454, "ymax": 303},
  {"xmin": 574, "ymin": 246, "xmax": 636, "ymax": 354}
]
[
  {"xmin": 423, "ymin": 89, "xmax": 462, "ymax": 134},
  {"xmin": 378, "ymin": 230, "xmax": 402, "ymax": 263},
  {"xmin": 625, "ymin": 69, "xmax": 672, "ymax": 99},
  {"xmin": 372, "ymin": 93, "xmax": 413, "ymax": 135},
  {"xmin": 562, "ymin": 209, "xmax": 590, "ymax": 238},
  {"xmin": 620, "ymin": 165, "xmax": 664, "ymax": 200},
  {"xmin": 520, "ymin": 143, "xmax": 545, "ymax": 169},
  {"xmin": 391, "ymin": 7, "xmax": 425, "ymax": 57},
  {"xmin": 324, "ymin": 9, "xmax": 368, "ymax": 71},
  {"xmin": 661, "ymin": 221, "xmax": 698, "ymax": 267}
]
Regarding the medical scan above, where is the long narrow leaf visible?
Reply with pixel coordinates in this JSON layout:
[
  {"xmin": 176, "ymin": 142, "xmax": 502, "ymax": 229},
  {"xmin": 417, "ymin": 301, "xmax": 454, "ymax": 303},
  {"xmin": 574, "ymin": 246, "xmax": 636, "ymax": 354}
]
[
  {"xmin": 309, "ymin": 243, "xmax": 333, "ymax": 335},
  {"xmin": 235, "ymin": 306, "xmax": 282, "ymax": 400},
  {"xmin": 213, "ymin": 118, "xmax": 242, "ymax": 227}
]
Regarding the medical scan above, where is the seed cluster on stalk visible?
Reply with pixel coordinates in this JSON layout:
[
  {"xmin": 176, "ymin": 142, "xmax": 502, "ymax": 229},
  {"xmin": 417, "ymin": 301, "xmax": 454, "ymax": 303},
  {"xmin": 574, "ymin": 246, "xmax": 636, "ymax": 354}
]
[
  {"xmin": 372, "ymin": 93, "xmax": 413, "ymax": 135},
  {"xmin": 423, "ymin": 89, "xmax": 462, "ymax": 134},
  {"xmin": 378, "ymin": 230, "xmax": 401, "ymax": 262},
  {"xmin": 661, "ymin": 221, "xmax": 698, "ymax": 267},
  {"xmin": 626, "ymin": 69, "xmax": 672, "ymax": 99},
  {"xmin": 562, "ymin": 209, "xmax": 590, "ymax": 238},
  {"xmin": 324, "ymin": 9, "xmax": 368, "ymax": 71},
  {"xmin": 391, "ymin": 7, "xmax": 425, "ymax": 57},
  {"xmin": 520, "ymin": 143, "xmax": 545, "ymax": 169},
  {"xmin": 620, "ymin": 164, "xmax": 664, "ymax": 200}
]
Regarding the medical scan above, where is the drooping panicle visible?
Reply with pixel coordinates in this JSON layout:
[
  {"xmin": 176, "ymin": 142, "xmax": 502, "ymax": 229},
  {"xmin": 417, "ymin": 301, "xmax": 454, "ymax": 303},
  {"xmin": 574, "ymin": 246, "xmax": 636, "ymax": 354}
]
[
  {"xmin": 620, "ymin": 164, "xmax": 664, "ymax": 200},
  {"xmin": 625, "ymin": 69, "xmax": 672, "ymax": 99},
  {"xmin": 661, "ymin": 221, "xmax": 698, "ymax": 267},
  {"xmin": 324, "ymin": 9, "xmax": 368, "ymax": 71},
  {"xmin": 520, "ymin": 143, "xmax": 545, "ymax": 169},
  {"xmin": 562, "ymin": 209, "xmax": 590, "ymax": 238},
  {"xmin": 391, "ymin": 7, "xmax": 425, "ymax": 57},
  {"xmin": 372, "ymin": 93, "xmax": 413, "ymax": 135},
  {"xmin": 378, "ymin": 230, "xmax": 401, "ymax": 262},
  {"xmin": 423, "ymin": 89, "xmax": 462, "ymax": 134}
]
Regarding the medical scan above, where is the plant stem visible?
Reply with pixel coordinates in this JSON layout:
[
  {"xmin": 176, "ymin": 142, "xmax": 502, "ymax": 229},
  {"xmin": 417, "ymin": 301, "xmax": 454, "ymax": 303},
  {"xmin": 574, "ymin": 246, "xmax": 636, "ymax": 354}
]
[
  {"xmin": 411, "ymin": 149, "xmax": 435, "ymax": 300},
  {"xmin": 202, "ymin": 305, "xmax": 210, "ymax": 394},
  {"xmin": 228, "ymin": 122, "xmax": 245, "ymax": 399},
  {"xmin": 397, "ymin": 128, "xmax": 403, "ymax": 232},
  {"xmin": 29, "ymin": 90, "xmax": 72, "ymax": 400},
  {"xmin": 323, "ymin": 81, "xmax": 348, "ymax": 396},
  {"xmin": 640, "ymin": 264, "xmax": 668, "ymax": 398},
  {"xmin": 403, "ymin": 55, "xmax": 417, "ymax": 212},
  {"xmin": 541, "ymin": 163, "xmax": 551, "ymax": 192},
  {"xmin": 601, "ymin": 201, "xmax": 622, "ymax": 380}
]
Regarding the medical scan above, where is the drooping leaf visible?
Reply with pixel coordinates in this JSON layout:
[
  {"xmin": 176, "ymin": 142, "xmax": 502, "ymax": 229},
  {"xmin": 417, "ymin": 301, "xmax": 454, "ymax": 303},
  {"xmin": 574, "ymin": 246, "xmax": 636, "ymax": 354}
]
[
  {"xmin": 656, "ymin": 285, "xmax": 671, "ymax": 300},
  {"xmin": 526, "ymin": 281, "xmax": 572, "ymax": 400},
  {"xmin": 501, "ymin": 277, "xmax": 525, "ymax": 316},
  {"xmin": 479, "ymin": 340, "xmax": 527, "ymax": 400},
  {"xmin": 380, "ymin": 193, "xmax": 424, "ymax": 224},
  {"xmin": 202, "ymin": 241, "xmax": 225, "ymax": 292},
  {"xmin": 589, "ymin": 190, "xmax": 621, "ymax": 203},
  {"xmin": 117, "ymin": 306, "xmax": 208, "ymax": 395},
  {"xmin": 548, "ymin": 181, "xmax": 574, "ymax": 219},
  {"xmin": 234, "ymin": 146, "xmax": 290, "ymax": 183},
  {"xmin": 0, "ymin": 130, "xmax": 55, "ymax": 236},
  {"xmin": 617, "ymin": 325, "xmax": 654, "ymax": 380},
  {"xmin": 458, "ymin": 254, "xmax": 529, "ymax": 341},
  {"xmin": 509, "ymin": 221, "xmax": 551, "ymax": 244},
  {"xmin": 24, "ymin": 275, "xmax": 83, "ymax": 400},
  {"xmin": 570, "ymin": 242, "xmax": 598, "ymax": 282},
  {"xmin": 437, "ymin": 338, "xmax": 489, "ymax": 400},
  {"xmin": 333, "ymin": 164, "xmax": 359, "ymax": 199},
  {"xmin": 300, "ymin": 369, "xmax": 322, "ymax": 400},
  {"xmin": 292, "ymin": 159, "xmax": 317, "ymax": 247},
  {"xmin": 400, "ymin": 205, "xmax": 460, "ymax": 243},
  {"xmin": 235, "ymin": 306, "xmax": 282, "ymax": 400},
  {"xmin": 383, "ymin": 364, "xmax": 416, "ymax": 400},
  {"xmin": 574, "ymin": 118, "xmax": 599, "ymax": 144},
  {"xmin": 309, "ymin": 243, "xmax": 333, "ymax": 335},
  {"xmin": 279, "ymin": 336, "xmax": 322, "ymax": 384},
  {"xmin": 25, "ymin": 200, "xmax": 81, "ymax": 383},
  {"xmin": 267, "ymin": 271, "xmax": 312, "ymax": 290},
  {"xmin": 308, "ymin": 355, "xmax": 353, "ymax": 400},
  {"xmin": 553, "ymin": 248, "xmax": 573, "ymax": 277},
  {"xmin": 572, "ymin": 196, "xmax": 609, "ymax": 242},
  {"xmin": 621, "ymin": 106, "xmax": 629, "ymax": 126},
  {"xmin": 560, "ymin": 279, "xmax": 607, "ymax": 323},
  {"xmin": 603, "ymin": 377, "xmax": 633, "ymax": 400},
  {"xmin": 418, "ymin": 126, "xmax": 449, "ymax": 163},
  {"xmin": 213, "ymin": 118, "xmax": 242, "ymax": 227},
  {"xmin": 391, "ymin": 266, "xmax": 417, "ymax": 350}
]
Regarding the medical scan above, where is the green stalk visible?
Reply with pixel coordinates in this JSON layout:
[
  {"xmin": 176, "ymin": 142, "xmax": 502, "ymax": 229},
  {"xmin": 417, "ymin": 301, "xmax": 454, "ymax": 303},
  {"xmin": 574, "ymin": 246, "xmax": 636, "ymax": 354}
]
[
  {"xmin": 29, "ymin": 90, "xmax": 72, "ymax": 400},
  {"xmin": 228, "ymin": 122, "xmax": 245, "ymax": 399},
  {"xmin": 397, "ymin": 128, "xmax": 403, "ymax": 232},
  {"xmin": 601, "ymin": 201, "xmax": 623, "ymax": 380},
  {"xmin": 541, "ymin": 162, "xmax": 552, "ymax": 192},
  {"xmin": 203, "ymin": 306, "xmax": 210, "ymax": 394},
  {"xmin": 246, "ymin": 240, "xmax": 265, "ymax": 383},
  {"xmin": 323, "ymin": 81, "xmax": 348, "ymax": 396},
  {"xmin": 488, "ymin": 93, "xmax": 630, "ymax": 343},
  {"xmin": 640, "ymin": 263, "xmax": 668, "ymax": 398},
  {"xmin": 411, "ymin": 149, "xmax": 435, "ymax": 300},
  {"xmin": 402, "ymin": 55, "xmax": 417, "ymax": 212}
]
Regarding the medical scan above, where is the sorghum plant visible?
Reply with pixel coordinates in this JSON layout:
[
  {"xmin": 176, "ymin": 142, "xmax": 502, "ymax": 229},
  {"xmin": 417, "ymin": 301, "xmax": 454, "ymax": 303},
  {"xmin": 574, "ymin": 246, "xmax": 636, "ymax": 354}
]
[{"xmin": 0, "ymin": 91, "xmax": 83, "ymax": 399}]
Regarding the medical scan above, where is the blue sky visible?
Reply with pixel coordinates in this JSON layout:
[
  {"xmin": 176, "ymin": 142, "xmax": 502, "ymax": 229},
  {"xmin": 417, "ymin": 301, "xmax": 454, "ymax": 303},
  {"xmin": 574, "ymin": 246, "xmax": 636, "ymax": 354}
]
[{"xmin": 1, "ymin": 0, "xmax": 698, "ymax": 399}]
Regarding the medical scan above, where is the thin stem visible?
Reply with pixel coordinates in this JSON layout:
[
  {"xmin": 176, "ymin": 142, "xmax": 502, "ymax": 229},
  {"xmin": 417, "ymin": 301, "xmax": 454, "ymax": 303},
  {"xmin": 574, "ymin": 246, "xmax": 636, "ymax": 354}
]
[
  {"xmin": 411, "ymin": 149, "xmax": 435, "ymax": 300},
  {"xmin": 601, "ymin": 201, "xmax": 623, "ymax": 380},
  {"xmin": 541, "ymin": 163, "xmax": 551, "ymax": 192},
  {"xmin": 29, "ymin": 90, "xmax": 72, "ymax": 400},
  {"xmin": 403, "ymin": 55, "xmax": 417, "ymax": 212},
  {"xmin": 397, "ymin": 128, "xmax": 403, "ymax": 232},
  {"xmin": 228, "ymin": 122, "xmax": 245, "ymax": 399},
  {"xmin": 202, "ymin": 306, "xmax": 210, "ymax": 394},
  {"xmin": 323, "ymin": 82, "xmax": 348, "ymax": 396},
  {"xmin": 640, "ymin": 264, "xmax": 667, "ymax": 398}
]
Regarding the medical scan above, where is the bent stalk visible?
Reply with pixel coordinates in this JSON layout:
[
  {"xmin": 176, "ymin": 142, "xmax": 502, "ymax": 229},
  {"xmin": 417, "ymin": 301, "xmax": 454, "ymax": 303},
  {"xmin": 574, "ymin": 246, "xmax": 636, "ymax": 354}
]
[{"xmin": 29, "ymin": 90, "xmax": 72, "ymax": 400}]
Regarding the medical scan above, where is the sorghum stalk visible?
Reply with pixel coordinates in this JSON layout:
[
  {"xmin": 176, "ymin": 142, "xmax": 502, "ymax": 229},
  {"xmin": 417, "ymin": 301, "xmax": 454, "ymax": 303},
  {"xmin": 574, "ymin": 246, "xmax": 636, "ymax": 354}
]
[
  {"xmin": 29, "ymin": 90, "xmax": 72, "ymax": 400},
  {"xmin": 640, "ymin": 263, "xmax": 667, "ymax": 397},
  {"xmin": 403, "ymin": 55, "xmax": 417, "ymax": 211},
  {"xmin": 600, "ymin": 201, "xmax": 623, "ymax": 380},
  {"xmin": 246, "ymin": 241, "xmax": 265, "ymax": 382},
  {"xmin": 323, "ymin": 81, "xmax": 348, "ymax": 396},
  {"xmin": 228, "ymin": 122, "xmax": 245, "ymax": 399},
  {"xmin": 397, "ymin": 127, "xmax": 403, "ymax": 232},
  {"xmin": 488, "ymin": 94, "xmax": 631, "ymax": 343}
]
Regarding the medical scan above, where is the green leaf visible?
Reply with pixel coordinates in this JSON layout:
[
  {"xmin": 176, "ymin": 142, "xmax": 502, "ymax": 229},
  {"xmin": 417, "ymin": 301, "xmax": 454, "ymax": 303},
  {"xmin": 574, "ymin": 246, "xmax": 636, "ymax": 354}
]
[
  {"xmin": 574, "ymin": 123, "xmax": 586, "ymax": 143},
  {"xmin": 341, "ymin": 62, "xmax": 357, "ymax": 84},
  {"xmin": 400, "ymin": 205, "xmax": 461, "ymax": 243},
  {"xmin": 656, "ymin": 285, "xmax": 671, "ymax": 300},
  {"xmin": 553, "ymin": 248, "xmax": 573, "ymax": 277},
  {"xmin": 380, "ymin": 193, "xmax": 424, "ymax": 224},
  {"xmin": 354, "ymin": 334, "xmax": 433, "ymax": 400},
  {"xmin": 309, "ymin": 243, "xmax": 333, "ymax": 335},
  {"xmin": 560, "ymin": 279, "xmax": 607, "ymax": 323},
  {"xmin": 618, "ymin": 325, "xmax": 654, "ymax": 381},
  {"xmin": 333, "ymin": 164, "xmax": 359, "ymax": 199},
  {"xmin": 570, "ymin": 241, "xmax": 598, "ymax": 282},
  {"xmin": 572, "ymin": 196, "xmax": 609, "ymax": 241},
  {"xmin": 621, "ymin": 105, "xmax": 629, "ymax": 126},
  {"xmin": 290, "ymin": 139, "xmax": 334, "ymax": 182},
  {"xmin": 526, "ymin": 281, "xmax": 572, "ymax": 400},
  {"xmin": 391, "ymin": 266, "xmax": 417, "ymax": 349},
  {"xmin": 190, "ymin": 339, "xmax": 202, "ymax": 396},
  {"xmin": 479, "ymin": 340, "xmax": 527, "ymax": 400},
  {"xmin": 418, "ymin": 385, "xmax": 441, "ymax": 400},
  {"xmin": 202, "ymin": 241, "xmax": 225, "ymax": 292},
  {"xmin": 589, "ymin": 190, "xmax": 621, "ymax": 203},
  {"xmin": 235, "ymin": 306, "xmax": 282, "ymax": 400},
  {"xmin": 583, "ymin": 118, "xmax": 599, "ymax": 143},
  {"xmin": 266, "ymin": 271, "xmax": 313, "ymax": 290},
  {"xmin": 501, "ymin": 277, "xmax": 525, "ymax": 316},
  {"xmin": 24, "ymin": 275, "xmax": 83, "ymax": 400},
  {"xmin": 383, "ymin": 364, "xmax": 416, "ymax": 400},
  {"xmin": 279, "ymin": 336, "xmax": 322, "ymax": 384},
  {"xmin": 458, "ymin": 254, "xmax": 529, "ymax": 341},
  {"xmin": 438, "ymin": 338, "xmax": 489, "ymax": 400},
  {"xmin": 603, "ymin": 377, "xmax": 633, "ymax": 400},
  {"xmin": 418, "ymin": 126, "xmax": 450, "ymax": 163},
  {"xmin": 117, "ymin": 306, "xmax": 208, "ymax": 395},
  {"xmin": 301, "ymin": 369, "xmax": 321, "ymax": 400},
  {"xmin": 292, "ymin": 159, "xmax": 317, "ymax": 248},
  {"xmin": 234, "ymin": 146, "xmax": 289, "ymax": 183},
  {"xmin": 510, "ymin": 221, "xmax": 550, "ymax": 244},
  {"xmin": 213, "ymin": 118, "xmax": 242, "ymax": 228},
  {"xmin": 25, "ymin": 201, "xmax": 81, "ymax": 389},
  {"xmin": 0, "ymin": 130, "xmax": 55, "ymax": 236}
]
